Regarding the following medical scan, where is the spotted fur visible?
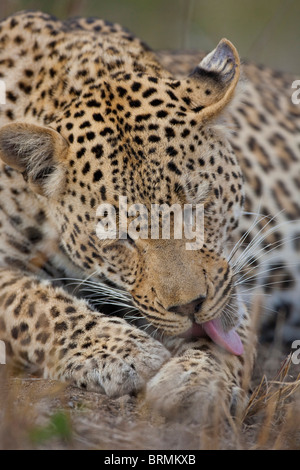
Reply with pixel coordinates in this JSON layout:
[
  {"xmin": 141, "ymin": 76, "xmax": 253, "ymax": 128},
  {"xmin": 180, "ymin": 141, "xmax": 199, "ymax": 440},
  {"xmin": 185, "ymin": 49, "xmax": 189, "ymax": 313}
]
[{"xmin": 0, "ymin": 11, "xmax": 298, "ymax": 416}]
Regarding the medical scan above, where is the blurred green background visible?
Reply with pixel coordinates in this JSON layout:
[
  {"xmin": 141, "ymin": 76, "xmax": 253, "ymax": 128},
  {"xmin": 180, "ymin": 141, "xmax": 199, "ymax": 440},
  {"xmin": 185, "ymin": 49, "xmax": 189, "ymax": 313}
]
[{"xmin": 0, "ymin": 0, "xmax": 299, "ymax": 73}]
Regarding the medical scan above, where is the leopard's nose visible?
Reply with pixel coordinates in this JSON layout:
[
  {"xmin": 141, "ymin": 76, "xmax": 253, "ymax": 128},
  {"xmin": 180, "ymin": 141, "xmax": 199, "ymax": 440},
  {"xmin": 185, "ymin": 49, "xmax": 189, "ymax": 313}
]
[{"xmin": 168, "ymin": 296, "xmax": 206, "ymax": 316}]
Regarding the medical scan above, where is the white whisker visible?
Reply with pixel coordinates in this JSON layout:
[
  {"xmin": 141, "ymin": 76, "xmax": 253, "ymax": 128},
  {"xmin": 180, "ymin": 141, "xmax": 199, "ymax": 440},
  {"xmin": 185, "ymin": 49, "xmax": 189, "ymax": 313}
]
[
  {"xmin": 231, "ymin": 209, "xmax": 287, "ymax": 268},
  {"xmin": 237, "ymin": 279, "xmax": 295, "ymax": 295},
  {"xmin": 233, "ymin": 233, "xmax": 300, "ymax": 279},
  {"xmin": 227, "ymin": 200, "xmax": 264, "ymax": 262}
]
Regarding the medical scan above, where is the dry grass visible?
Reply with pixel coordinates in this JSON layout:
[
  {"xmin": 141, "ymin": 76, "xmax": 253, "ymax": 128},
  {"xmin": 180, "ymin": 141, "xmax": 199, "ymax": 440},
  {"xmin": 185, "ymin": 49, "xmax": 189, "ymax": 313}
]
[
  {"xmin": 243, "ymin": 354, "xmax": 300, "ymax": 450},
  {"xmin": 0, "ymin": 339, "xmax": 299, "ymax": 450}
]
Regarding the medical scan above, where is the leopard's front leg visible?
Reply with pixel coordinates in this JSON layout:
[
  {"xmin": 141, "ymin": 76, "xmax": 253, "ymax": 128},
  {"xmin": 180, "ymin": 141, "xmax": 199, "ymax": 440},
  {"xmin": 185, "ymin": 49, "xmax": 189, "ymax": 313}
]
[
  {"xmin": 145, "ymin": 304, "xmax": 256, "ymax": 421},
  {"xmin": 0, "ymin": 268, "xmax": 170, "ymax": 396}
]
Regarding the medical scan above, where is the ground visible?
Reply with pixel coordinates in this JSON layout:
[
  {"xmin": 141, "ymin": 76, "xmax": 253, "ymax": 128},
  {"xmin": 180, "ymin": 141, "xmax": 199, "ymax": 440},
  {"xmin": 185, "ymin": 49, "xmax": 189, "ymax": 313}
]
[{"xmin": 1, "ymin": 340, "xmax": 299, "ymax": 450}]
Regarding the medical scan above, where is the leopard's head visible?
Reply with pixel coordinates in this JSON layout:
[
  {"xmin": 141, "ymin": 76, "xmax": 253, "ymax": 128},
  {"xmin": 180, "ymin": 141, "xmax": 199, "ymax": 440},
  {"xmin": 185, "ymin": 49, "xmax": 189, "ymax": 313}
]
[{"xmin": 0, "ymin": 39, "xmax": 245, "ymax": 354}]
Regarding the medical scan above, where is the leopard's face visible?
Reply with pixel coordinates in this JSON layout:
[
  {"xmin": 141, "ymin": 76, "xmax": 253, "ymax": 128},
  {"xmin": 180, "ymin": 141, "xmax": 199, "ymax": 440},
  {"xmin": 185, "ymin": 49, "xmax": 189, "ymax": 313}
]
[
  {"xmin": 50, "ymin": 70, "xmax": 244, "ymax": 339},
  {"xmin": 0, "ymin": 37, "xmax": 244, "ymax": 340}
]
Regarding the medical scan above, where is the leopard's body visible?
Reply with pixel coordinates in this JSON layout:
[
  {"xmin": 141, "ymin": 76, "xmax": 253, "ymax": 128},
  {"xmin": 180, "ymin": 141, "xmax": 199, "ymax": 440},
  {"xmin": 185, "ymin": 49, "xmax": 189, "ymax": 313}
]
[{"xmin": 0, "ymin": 11, "xmax": 298, "ymax": 417}]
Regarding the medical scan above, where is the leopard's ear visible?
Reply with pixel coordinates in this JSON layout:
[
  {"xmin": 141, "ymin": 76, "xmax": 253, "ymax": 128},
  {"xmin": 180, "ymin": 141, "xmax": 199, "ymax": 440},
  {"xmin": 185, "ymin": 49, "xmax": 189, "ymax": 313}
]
[
  {"xmin": 185, "ymin": 38, "xmax": 240, "ymax": 121},
  {"xmin": 0, "ymin": 123, "xmax": 68, "ymax": 197}
]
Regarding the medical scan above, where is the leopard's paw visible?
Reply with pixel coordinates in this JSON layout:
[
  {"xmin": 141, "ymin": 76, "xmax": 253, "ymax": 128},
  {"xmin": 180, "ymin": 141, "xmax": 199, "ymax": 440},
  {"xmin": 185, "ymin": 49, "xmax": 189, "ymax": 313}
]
[
  {"xmin": 144, "ymin": 347, "xmax": 239, "ymax": 422},
  {"xmin": 51, "ymin": 322, "xmax": 170, "ymax": 397}
]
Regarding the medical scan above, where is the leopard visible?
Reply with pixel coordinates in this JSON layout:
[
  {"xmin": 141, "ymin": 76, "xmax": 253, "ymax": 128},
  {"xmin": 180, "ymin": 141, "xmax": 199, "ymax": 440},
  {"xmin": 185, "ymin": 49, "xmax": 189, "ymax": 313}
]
[{"xmin": 0, "ymin": 10, "xmax": 299, "ymax": 420}]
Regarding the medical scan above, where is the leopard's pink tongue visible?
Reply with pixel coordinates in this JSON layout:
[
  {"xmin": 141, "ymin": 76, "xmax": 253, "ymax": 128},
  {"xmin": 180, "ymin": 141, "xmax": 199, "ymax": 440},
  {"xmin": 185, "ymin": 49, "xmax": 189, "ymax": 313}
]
[{"xmin": 202, "ymin": 318, "xmax": 244, "ymax": 356}]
